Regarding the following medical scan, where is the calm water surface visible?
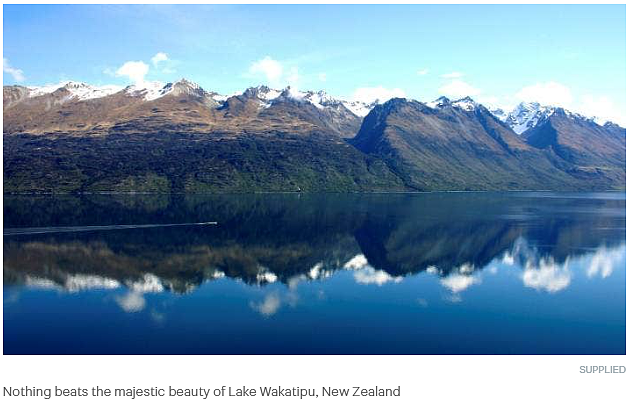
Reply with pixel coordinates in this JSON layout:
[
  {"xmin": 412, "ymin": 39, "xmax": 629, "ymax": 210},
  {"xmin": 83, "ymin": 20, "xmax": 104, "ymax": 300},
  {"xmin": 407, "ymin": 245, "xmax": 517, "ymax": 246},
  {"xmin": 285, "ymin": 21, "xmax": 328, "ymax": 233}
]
[{"xmin": 3, "ymin": 192, "xmax": 626, "ymax": 354}]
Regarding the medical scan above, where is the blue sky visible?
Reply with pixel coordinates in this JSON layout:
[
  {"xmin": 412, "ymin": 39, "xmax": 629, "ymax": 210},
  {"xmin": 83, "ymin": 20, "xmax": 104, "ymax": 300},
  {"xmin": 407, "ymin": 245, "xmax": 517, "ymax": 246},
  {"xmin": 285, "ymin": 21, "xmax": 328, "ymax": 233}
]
[{"xmin": 2, "ymin": 4, "xmax": 626, "ymax": 122}]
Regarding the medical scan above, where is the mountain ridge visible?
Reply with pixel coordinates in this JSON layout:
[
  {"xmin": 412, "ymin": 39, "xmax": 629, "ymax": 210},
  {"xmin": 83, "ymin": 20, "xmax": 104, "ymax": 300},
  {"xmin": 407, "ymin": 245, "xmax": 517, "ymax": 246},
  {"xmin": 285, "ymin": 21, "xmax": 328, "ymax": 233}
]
[
  {"xmin": 3, "ymin": 80, "xmax": 625, "ymax": 193},
  {"xmin": 5, "ymin": 78, "xmax": 623, "ymax": 128}
]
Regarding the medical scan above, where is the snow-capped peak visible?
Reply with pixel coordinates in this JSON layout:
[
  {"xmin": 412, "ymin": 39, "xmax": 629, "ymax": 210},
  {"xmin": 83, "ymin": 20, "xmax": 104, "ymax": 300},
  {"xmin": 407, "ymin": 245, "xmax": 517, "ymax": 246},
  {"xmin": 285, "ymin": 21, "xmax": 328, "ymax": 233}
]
[
  {"xmin": 245, "ymin": 85, "xmax": 367, "ymax": 114},
  {"xmin": 427, "ymin": 96, "xmax": 451, "ymax": 109},
  {"xmin": 125, "ymin": 79, "xmax": 227, "ymax": 103},
  {"xmin": 300, "ymin": 90, "xmax": 339, "ymax": 109},
  {"xmin": 278, "ymin": 86, "xmax": 305, "ymax": 101},
  {"xmin": 243, "ymin": 85, "xmax": 282, "ymax": 102},
  {"xmin": 281, "ymin": 87, "xmax": 379, "ymax": 116},
  {"xmin": 341, "ymin": 100, "xmax": 377, "ymax": 117},
  {"xmin": 492, "ymin": 102, "xmax": 623, "ymax": 133},
  {"xmin": 451, "ymin": 96, "xmax": 478, "ymax": 111},
  {"xmin": 124, "ymin": 81, "xmax": 169, "ymax": 101},
  {"xmin": 160, "ymin": 78, "xmax": 209, "ymax": 98},
  {"xmin": 503, "ymin": 102, "xmax": 556, "ymax": 134},
  {"xmin": 275, "ymin": 87, "xmax": 343, "ymax": 110},
  {"xmin": 27, "ymin": 81, "xmax": 123, "ymax": 100},
  {"xmin": 175, "ymin": 78, "xmax": 201, "ymax": 90},
  {"xmin": 427, "ymin": 96, "xmax": 477, "ymax": 111}
]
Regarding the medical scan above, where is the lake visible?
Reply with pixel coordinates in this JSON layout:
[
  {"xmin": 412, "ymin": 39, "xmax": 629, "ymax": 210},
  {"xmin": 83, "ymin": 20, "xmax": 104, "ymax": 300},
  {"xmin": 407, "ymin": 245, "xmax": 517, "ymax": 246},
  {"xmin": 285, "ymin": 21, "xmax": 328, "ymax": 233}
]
[{"xmin": 3, "ymin": 192, "xmax": 626, "ymax": 354}]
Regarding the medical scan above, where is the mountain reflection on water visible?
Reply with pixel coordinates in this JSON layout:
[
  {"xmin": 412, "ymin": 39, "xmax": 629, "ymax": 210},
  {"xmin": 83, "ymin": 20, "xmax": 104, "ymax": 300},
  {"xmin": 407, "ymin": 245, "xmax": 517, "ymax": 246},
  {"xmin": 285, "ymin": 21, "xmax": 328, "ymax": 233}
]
[{"xmin": 3, "ymin": 192, "xmax": 626, "ymax": 354}]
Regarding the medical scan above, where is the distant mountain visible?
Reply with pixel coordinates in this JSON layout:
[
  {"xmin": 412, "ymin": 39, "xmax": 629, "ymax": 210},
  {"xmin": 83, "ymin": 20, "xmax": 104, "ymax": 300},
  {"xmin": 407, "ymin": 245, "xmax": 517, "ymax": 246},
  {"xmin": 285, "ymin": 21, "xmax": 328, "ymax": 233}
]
[
  {"xmin": 351, "ymin": 97, "xmax": 616, "ymax": 190},
  {"xmin": 219, "ymin": 86, "xmax": 364, "ymax": 138},
  {"xmin": 492, "ymin": 102, "xmax": 555, "ymax": 134},
  {"xmin": 3, "ymin": 80, "xmax": 404, "ymax": 193},
  {"xmin": 3, "ymin": 80, "xmax": 626, "ymax": 192},
  {"xmin": 490, "ymin": 101, "xmax": 620, "ymax": 135},
  {"xmin": 486, "ymin": 100, "xmax": 625, "ymax": 186},
  {"xmin": 3, "ymin": 80, "xmax": 370, "ymax": 138},
  {"xmin": 522, "ymin": 108, "xmax": 625, "ymax": 186}
]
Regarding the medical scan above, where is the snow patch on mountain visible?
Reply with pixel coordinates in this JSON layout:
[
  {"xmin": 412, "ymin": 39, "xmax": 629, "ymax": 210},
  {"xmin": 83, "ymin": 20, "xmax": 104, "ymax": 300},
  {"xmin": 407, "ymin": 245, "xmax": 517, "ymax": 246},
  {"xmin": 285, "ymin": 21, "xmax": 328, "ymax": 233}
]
[
  {"xmin": 341, "ymin": 100, "xmax": 377, "ymax": 117},
  {"xmin": 503, "ymin": 102, "xmax": 556, "ymax": 134},
  {"xmin": 451, "ymin": 96, "xmax": 478, "ymax": 111},
  {"xmin": 490, "ymin": 102, "xmax": 621, "ymax": 134},
  {"xmin": 28, "ymin": 81, "xmax": 123, "ymax": 100},
  {"xmin": 428, "ymin": 96, "xmax": 479, "ymax": 111},
  {"xmin": 241, "ymin": 85, "xmax": 283, "ymax": 108},
  {"xmin": 211, "ymin": 94, "xmax": 229, "ymax": 102},
  {"xmin": 489, "ymin": 108, "xmax": 508, "ymax": 122},
  {"xmin": 301, "ymin": 90, "xmax": 338, "ymax": 109},
  {"xmin": 427, "ymin": 96, "xmax": 451, "ymax": 109},
  {"xmin": 22, "ymin": 79, "xmax": 377, "ymax": 117},
  {"xmin": 124, "ymin": 81, "xmax": 170, "ymax": 101},
  {"xmin": 246, "ymin": 85, "xmax": 375, "ymax": 116},
  {"xmin": 281, "ymin": 88, "xmax": 346, "ymax": 110},
  {"xmin": 22, "ymin": 79, "xmax": 620, "ymax": 129}
]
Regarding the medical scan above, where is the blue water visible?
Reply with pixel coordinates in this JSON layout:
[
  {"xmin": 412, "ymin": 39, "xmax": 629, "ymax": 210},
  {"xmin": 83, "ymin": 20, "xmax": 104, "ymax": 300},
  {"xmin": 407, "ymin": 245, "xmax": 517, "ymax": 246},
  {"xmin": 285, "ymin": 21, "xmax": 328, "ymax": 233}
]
[{"xmin": 3, "ymin": 192, "xmax": 626, "ymax": 354}]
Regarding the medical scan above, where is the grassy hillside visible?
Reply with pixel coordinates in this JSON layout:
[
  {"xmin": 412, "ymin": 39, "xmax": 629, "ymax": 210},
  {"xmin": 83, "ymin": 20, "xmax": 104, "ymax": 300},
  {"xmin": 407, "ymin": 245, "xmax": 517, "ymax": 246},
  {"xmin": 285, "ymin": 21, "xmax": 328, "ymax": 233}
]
[{"xmin": 3, "ymin": 131, "xmax": 407, "ymax": 193}]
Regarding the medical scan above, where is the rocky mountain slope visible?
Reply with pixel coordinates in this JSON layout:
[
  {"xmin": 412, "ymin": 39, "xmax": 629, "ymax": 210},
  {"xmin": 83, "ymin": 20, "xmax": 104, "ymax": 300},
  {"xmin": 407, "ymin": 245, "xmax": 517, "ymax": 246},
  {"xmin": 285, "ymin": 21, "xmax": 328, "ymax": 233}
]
[
  {"xmin": 3, "ymin": 80, "xmax": 403, "ymax": 193},
  {"xmin": 522, "ymin": 108, "xmax": 626, "ymax": 186},
  {"xmin": 350, "ymin": 97, "xmax": 602, "ymax": 190},
  {"xmin": 3, "ymin": 80, "xmax": 625, "ymax": 192}
]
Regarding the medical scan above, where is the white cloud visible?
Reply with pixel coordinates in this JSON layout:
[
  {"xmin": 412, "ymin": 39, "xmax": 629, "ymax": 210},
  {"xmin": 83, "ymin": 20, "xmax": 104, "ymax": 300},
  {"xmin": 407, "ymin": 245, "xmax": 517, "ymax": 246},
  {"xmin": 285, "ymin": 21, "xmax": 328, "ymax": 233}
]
[
  {"xmin": 343, "ymin": 254, "xmax": 402, "ymax": 286},
  {"xmin": 256, "ymin": 270, "xmax": 278, "ymax": 284},
  {"xmin": 64, "ymin": 274, "xmax": 120, "ymax": 293},
  {"xmin": 250, "ymin": 293, "xmax": 281, "ymax": 316},
  {"xmin": 286, "ymin": 66, "xmax": 299, "ymax": 88},
  {"xmin": 126, "ymin": 274, "xmax": 164, "ymax": 293},
  {"xmin": 151, "ymin": 52, "xmax": 169, "ymax": 67},
  {"xmin": 246, "ymin": 56, "xmax": 304, "ymax": 89},
  {"xmin": 352, "ymin": 86, "xmax": 406, "ymax": 104},
  {"xmin": 115, "ymin": 291, "xmax": 146, "ymax": 313},
  {"xmin": 343, "ymin": 254, "xmax": 369, "ymax": 270},
  {"xmin": 308, "ymin": 262, "xmax": 334, "ymax": 280},
  {"xmin": 249, "ymin": 56, "xmax": 284, "ymax": 87},
  {"xmin": 457, "ymin": 263, "xmax": 474, "ymax": 274},
  {"xmin": 477, "ymin": 96, "xmax": 518, "ymax": 114},
  {"xmin": 444, "ymin": 294, "xmax": 462, "ymax": 303},
  {"xmin": 441, "ymin": 72, "xmax": 464, "ymax": 79},
  {"xmin": 478, "ymin": 96, "xmax": 500, "ymax": 106},
  {"xmin": 476, "ymin": 95, "xmax": 515, "ymax": 112},
  {"xmin": 515, "ymin": 81, "xmax": 573, "ymax": 107},
  {"xmin": 522, "ymin": 258, "xmax": 571, "ymax": 293},
  {"xmin": 577, "ymin": 95, "xmax": 625, "ymax": 126},
  {"xmin": 25, "ymin": 277, "xmax": 61, "ymax": 290},
  {"xmin": 103, "ymin": 67, "xmax": 116, "ymax": 76},
  {"xmin": 515, "ymin": 81, "xmax": 626, "ymax": 125},
  {"xmin": 318, "ymin": 72, "xmax": 327, "ymax": 82},
  {"xmin": 116, "ymin": 60, "xmax": 150, "ymax": 85},
  {"xmin": 438, "ymin": 79, "xmax": 481, "ymax": 99},
  {"xmin": 353, "ymin": 267, "xmax": 403, "ymax": 286},
  {"xmin": 417, "ymin": 68, "xmax": 429, "ymax": 76},
  {"xmin": 440, "ymin": 273, "xmax": 481, "ymax": 293},
  {"xmin": 586, "ymin": 245, "xmax": 625, "ymax": 279},
  {"xmin": 3, "ymin": 58, "xmax": 25, "ymax": 82}
]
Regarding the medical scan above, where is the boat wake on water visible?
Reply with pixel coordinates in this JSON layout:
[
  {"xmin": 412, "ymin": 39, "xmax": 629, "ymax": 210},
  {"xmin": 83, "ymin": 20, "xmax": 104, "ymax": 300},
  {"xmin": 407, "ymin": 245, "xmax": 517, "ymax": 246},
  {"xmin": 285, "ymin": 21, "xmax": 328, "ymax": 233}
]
[{"xmin": 3, "ymin": 222, "xmax": 217, "ymax": 236}]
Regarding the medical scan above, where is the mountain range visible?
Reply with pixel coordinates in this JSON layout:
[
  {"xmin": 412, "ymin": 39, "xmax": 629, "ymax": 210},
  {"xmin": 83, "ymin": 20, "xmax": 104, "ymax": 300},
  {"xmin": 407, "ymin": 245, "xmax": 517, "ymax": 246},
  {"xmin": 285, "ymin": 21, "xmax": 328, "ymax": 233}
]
[{"xmin": 3, "ymin": 79, "xmax": 626, "ymax": 192}]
